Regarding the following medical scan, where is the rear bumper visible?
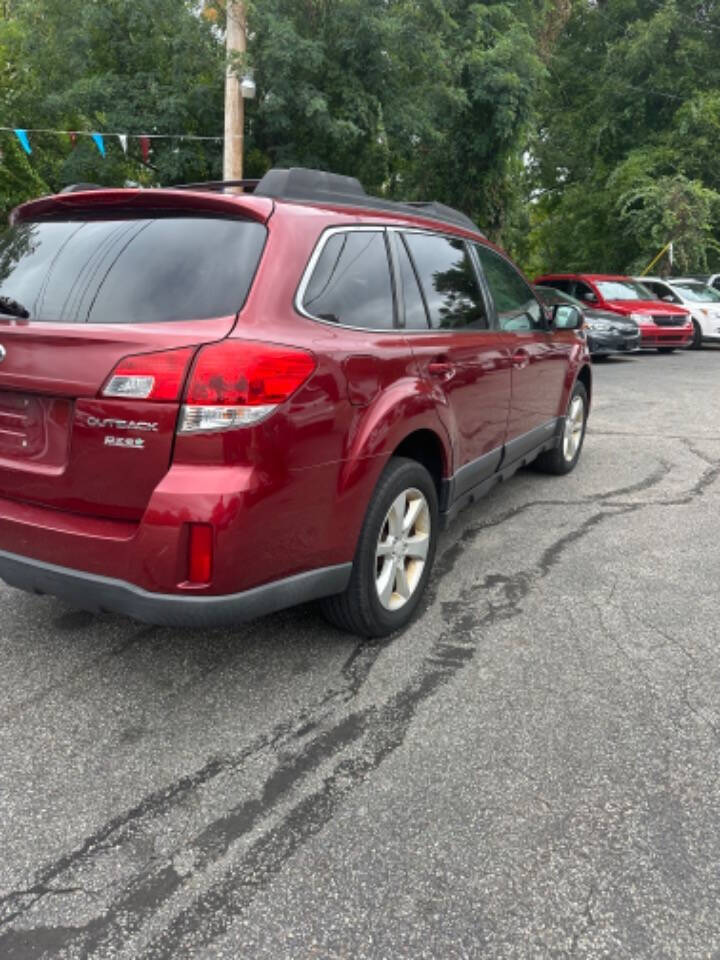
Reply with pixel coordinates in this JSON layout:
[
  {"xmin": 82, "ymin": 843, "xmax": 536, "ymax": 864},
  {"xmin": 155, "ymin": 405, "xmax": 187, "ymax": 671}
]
[{"xmin": 0, "ymin": 548, "xmax": 351, "ymax": 627}]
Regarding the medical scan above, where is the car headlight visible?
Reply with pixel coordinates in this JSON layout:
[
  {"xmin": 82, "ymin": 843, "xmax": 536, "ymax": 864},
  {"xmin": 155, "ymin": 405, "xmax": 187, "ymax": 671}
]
[
  {"xmin": 630, "ymin": 313, "xmax": 647, "ymax": 323},
  {"xmin": 586, "ymin": 320, "xmax": 614, "ymax": 331}
]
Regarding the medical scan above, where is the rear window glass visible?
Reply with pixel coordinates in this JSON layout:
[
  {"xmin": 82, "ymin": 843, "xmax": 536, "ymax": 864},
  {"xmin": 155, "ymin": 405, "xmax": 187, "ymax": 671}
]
[
  {"xmin": 301, "ymin": 230, "xmax": 395, "ymax": 330},
  {"xmin": 0, "ymin": 216, "xmax": 266, "ymax": 324}
]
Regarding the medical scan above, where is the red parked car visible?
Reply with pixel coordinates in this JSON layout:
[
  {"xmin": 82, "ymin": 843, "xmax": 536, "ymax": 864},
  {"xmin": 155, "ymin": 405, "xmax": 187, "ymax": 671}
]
[
  {"xmin": 0, "ymin": 168, "xmax": 591, "ymax": 636},
  {"xmin": 535, "ymin": 273, "xmax": 693, "ymax": 352}
]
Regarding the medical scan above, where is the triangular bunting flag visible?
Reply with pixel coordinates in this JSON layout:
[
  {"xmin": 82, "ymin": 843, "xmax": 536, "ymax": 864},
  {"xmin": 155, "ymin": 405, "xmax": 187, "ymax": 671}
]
[
  {"xmin": 14, "ymin": 129, "xmax": 31, "ymax": 154},
  {"xmin": 139, "ymin": 136, "xmax": 151, "ymax": 162},
  {"xmin": 118, "ymin": 134, "xmax": 128, "ymax": 154},
  {"xmin": 91, "ymin": 133, "xmax": 106, "ymax": 157}
]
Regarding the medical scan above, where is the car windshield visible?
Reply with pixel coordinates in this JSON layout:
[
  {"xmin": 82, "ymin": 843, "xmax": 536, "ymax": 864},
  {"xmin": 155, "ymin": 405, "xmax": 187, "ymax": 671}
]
[
  {"xmin": 534, "ymin": 286, "xmax": 585, "ymax": 308},
  {"xmin": 671, "ymin": 281, "xmax": 720, "ymax": 303},
  {"xmin": 594, "ymin": 279, "xmax": 654, "ymax": 301},
  {"xmin": 0, "ymin": 215, "xmax": 266, "ymax": 324}
]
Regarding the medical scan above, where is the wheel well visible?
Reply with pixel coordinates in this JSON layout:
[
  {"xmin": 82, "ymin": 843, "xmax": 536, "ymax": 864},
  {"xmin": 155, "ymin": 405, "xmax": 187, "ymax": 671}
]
[
  {"xmin": 392, "ymin": 430, "xmax": 446, "ymax": 497},
  {"xmin": 577, "ymin": 364, "xmax": 592, "ymax": 407}
]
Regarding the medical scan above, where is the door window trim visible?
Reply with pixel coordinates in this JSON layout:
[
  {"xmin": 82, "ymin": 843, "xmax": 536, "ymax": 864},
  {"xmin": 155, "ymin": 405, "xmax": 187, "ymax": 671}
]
[
  {"xmin": 294, "ymin": 225, "xmax": 399, "ymax": 333},
  {"xmin": 388, "ymin": 227, "xmax": 496, "ymax": 335}
]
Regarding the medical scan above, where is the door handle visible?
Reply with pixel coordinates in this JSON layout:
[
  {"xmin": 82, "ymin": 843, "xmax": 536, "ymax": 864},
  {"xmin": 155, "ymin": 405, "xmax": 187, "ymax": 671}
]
[
  {"xmin": 428, "ymin": 361, "xmax": 455, "ymax": 379},
  {"xmin": 511, "ymin": 350, "xmax": 530, "ymax": 370}
]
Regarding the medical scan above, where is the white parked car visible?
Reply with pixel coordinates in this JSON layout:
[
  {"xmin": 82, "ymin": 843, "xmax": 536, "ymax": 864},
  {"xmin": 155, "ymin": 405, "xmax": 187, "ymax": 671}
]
[{"xmin": 636, "ymin": 276, "xmax": 720, "ymax": 349}]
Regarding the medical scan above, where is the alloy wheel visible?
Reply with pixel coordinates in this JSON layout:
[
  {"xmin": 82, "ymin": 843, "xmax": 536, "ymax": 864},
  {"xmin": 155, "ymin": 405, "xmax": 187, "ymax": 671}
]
[
  {"xmin": 375, "ymin": 487, "xmax": 431, "ymax": 611},
  {"xmin": 563, "ymin": 394, "xmax": 585, "ymax": 462}
]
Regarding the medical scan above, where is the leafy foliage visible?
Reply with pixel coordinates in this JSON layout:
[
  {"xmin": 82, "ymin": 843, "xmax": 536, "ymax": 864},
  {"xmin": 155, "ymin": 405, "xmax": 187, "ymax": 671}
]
[
  {"xmin": 529, "ymin": 0, "xmax": 720, "ymax": 274},
  {"xmin": 1, "ymin": 0, "xmax": 719, "ymax": 274}
]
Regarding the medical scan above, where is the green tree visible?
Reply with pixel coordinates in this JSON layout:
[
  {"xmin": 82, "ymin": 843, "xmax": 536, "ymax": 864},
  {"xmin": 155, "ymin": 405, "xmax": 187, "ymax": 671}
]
[{"xmin": 528, "ymin": 0, "xmax": 720, "ymax": 274}]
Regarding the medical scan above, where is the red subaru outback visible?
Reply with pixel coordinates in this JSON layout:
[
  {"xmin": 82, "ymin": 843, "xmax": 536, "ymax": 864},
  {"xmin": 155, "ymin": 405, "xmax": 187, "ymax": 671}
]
[
  {"xmin": 0, "ymin": 169, "xmax": 591, "ymax": 636},
  {"xmin": 535, "ymin": 273, "xmax": 693, "ymax": 352}
]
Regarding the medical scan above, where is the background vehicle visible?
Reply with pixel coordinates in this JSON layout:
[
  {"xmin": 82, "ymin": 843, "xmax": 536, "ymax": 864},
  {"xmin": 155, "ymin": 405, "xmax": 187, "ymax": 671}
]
[
  {"xmin": 534, "ymin": 286, "xmax": 640, "ymax": 357},
  {"xmin": 637, "ymin": 276, "xmax": 720, "ymax": 349},
  {"xmin": 0, "ymin": 168, "xmax": 591, "ymax": 637},
  {"xmin": 535, "ymin": 273, "xmax": 693, "ymax": 352},
  {"xmin": 687, "ymin": 274, "xmax": 720, "ymax": 294}
]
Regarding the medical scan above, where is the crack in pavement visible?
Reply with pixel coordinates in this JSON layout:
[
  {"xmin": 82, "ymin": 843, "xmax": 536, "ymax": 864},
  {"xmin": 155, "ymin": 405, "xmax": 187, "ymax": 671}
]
[
  {"xmin": 2, "ymin": 447, "xmax": 718, "ymax": 958},
  {"xmin": 0, "ymin": 505, "xmax": 636, "ymax": 960}
]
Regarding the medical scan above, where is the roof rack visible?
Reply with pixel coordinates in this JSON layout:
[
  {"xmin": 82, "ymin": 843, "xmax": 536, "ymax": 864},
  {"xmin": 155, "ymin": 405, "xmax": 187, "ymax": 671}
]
[
  {"xmin": 60, "ymin": 183, "xmax": 108, "ymax": 193},
  {"xmin": 171, "ymin": 178, "xmax": 260, "ymax": 193},
  {"xmin": 252, "ymin": 167, "xmax": 483, "ymax": 235},
  {"xmin": 165, "ymin": 167, "xmax": 482, "ymax": 235}
]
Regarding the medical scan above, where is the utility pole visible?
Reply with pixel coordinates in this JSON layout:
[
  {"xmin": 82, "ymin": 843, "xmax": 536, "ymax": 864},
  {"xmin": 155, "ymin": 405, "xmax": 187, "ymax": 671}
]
[{"xmin": 223, "ymin": 0, "xmax": 246, "ymax": 184}]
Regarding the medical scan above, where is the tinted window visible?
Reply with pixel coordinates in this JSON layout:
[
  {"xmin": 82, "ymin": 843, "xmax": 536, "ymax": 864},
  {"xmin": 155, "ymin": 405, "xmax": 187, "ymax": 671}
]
[
  {"xmin": 397, "ymin": 236, "xmax": 429, "ymax": 329},
  {"xmin": 302, "ymin": 231, "xmax": 394, "ymax": 329},
  {"xmin": 475, "ymin": 245, "xmax": 544, "ymax": 331},
  {"xmin": 537, "ymin": 278, "xmax": 571, "ymax": 294},
  {"xmin": 0, "ymin": 217, "xmax": 266, "ymax": 324},
  {"xmin": 572, "ymin": 281, "xmax": 598, "ymax": 303},
  {"xmin": 404, "ymin": 233, "xmax": 488, "ymax": 330}
]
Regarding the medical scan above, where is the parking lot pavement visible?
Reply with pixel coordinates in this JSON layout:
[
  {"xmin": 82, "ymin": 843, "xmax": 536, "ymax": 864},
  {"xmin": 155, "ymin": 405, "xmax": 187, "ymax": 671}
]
[{"xmin": 1, "ymin": 348, "xmax": 720, "ymax": 959}]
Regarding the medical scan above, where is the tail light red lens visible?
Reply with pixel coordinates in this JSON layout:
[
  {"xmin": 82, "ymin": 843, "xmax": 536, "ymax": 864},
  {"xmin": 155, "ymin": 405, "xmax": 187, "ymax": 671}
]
[
  {"xmin": 102, "ymin": 347, "xmax": 195, "ymax": 402},
  {"xmin": 184, "ymin": 340, "xmax": 316, "ymax": 405},
  {"xmin": 179, "ymin": 340, "xmax": 316, "ymax": 433},
  {"xmin": 188, "ymin": 523, "xmax": 213, "ymax": 584}
]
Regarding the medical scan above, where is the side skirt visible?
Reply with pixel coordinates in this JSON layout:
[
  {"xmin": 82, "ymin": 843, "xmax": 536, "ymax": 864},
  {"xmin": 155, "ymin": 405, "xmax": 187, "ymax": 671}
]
[{"xmin": 439, "ymin": 419, "xmax": 562, "ymax": 530}]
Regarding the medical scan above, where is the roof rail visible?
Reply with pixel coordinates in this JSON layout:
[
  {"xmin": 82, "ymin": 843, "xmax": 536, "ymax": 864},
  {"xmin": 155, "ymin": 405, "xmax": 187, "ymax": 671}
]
[
  {"xmin": 60, "ymin": 183, "xmax": 107, "ymax": 193},
  {"xmin": 253, "ymin": 167, "xmax": 484, "ymax": 235},
  {"xmin": 171, "ymin": 178, "xmax": 260, "ymax": 193}
]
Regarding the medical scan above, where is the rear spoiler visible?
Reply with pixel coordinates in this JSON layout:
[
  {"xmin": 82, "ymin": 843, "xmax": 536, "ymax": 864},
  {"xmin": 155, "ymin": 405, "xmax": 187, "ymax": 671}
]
[{"xmin": 11, "ymin": 187, "xmax": 273, "ymax": 226}]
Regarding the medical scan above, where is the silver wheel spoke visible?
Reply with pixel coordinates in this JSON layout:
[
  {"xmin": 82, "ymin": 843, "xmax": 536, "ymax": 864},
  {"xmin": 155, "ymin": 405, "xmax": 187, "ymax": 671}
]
[
  {"xmin": 402, "ymin": 496, "xmax": 423, "ymax": 535},
  {"xmin": 405, "ymin": 533, "xmax": 430, "ymax": 561},
  {"xmin": 394, "ymin": 562, "xmax": 412, "ymax": 600},
  {"xmin": 388, "ymin": 493, "xmax": 406, "ymax": 537},
  {"xmin": 377, "ymin": 558, "xmax": 397, "ymax": 607},
  {"xmin": 376, "ymin": 539, "xmax": 394, "ymax": 558}
]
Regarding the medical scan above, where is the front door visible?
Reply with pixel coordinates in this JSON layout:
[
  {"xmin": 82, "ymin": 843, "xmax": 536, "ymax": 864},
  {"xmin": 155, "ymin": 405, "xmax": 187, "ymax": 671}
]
[{"xmin": 474, "ymin": 244, "xmax": 570, "ymax": 463}]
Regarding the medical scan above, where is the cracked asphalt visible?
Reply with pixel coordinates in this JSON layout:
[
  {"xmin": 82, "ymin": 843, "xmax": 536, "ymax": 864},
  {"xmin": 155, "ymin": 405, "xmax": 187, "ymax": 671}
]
[{"xmin": 2, "ymin": 347, "xmax": 720, "ymax": 959}]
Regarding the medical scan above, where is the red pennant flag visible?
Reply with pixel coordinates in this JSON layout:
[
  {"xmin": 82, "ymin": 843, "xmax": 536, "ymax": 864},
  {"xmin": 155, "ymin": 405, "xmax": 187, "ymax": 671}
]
[
  {"xmin": 140, "ymin": 136, "xmax": 150, "ymax": 162},
  {"xmin": 69, "ymin": 132, "xmax": 77, "ymax": 146}
]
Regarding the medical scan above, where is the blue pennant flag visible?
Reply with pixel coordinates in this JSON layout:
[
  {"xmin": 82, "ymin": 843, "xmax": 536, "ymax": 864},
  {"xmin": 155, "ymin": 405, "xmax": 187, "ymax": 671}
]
[
  {"xmin": 14, "ymin": 129, "xmax": 31, "ymax": 154},
  {"xmin": 91, "ymin": 133, "xmax": 105, "ymax": 157}
]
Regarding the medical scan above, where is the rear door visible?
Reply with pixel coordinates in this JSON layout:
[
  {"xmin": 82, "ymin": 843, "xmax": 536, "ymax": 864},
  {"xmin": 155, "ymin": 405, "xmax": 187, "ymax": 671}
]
[
  {"xmin": 474, "ymin": 244, "xmax": 571, "ymax": 461},
  {"xmin": 0, "ymin": 212, "xmax": 267, "ymax": 520},
  {"xmin": 395, "ymin": 230, "xmax": 511, "ymax": 498}
]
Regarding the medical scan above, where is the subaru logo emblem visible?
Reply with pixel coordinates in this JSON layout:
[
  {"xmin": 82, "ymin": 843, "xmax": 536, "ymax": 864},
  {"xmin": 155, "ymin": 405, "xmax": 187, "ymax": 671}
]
[{"xmin": 0, "ymin": 345, "xmax": 6, "ymax": 364}]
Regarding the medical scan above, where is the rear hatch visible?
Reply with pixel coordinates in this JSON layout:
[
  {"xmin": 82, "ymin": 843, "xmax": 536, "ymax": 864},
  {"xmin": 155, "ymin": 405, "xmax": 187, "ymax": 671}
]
[{"xmin": 0, "ymin": 193, "xmax": 269, "ymax": 521}]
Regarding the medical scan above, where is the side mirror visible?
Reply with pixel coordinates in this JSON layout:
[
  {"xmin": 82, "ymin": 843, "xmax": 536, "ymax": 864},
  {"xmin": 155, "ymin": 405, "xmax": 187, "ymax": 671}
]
[
  {"xmin": 581, "ymin": 291, "xmax": 597, "ymax": 303},
  {"xmin": 553, "ymin": 304, "xmax": 584, "ymax": 330}
]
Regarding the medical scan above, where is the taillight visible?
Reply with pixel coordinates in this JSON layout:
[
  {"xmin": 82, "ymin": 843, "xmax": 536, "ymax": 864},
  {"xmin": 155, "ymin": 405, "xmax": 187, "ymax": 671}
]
[
  {"xmin": 102, "ymin": 347, "xmax": 195, "ymax": 402},
  {"xmin": 178, "ymin": 340, "xmax": 316, "ymax": 433}
]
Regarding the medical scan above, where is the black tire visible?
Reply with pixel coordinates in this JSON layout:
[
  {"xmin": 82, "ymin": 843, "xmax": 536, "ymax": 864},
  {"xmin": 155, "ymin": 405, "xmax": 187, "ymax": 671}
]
[
  {"xmin": 534, "ymin": 381, "xmax": 588, "ymax": 476},
  {"xmin": 657, "ymin": 347, "xmax": 676, "ymax": 354},
  {"xmin": 321, "ymin": 457, "xmax": 439, "ymax": 637},
  {"xmin": 690, "ymin": 321, "xmax": 702, "ymax": 350}
]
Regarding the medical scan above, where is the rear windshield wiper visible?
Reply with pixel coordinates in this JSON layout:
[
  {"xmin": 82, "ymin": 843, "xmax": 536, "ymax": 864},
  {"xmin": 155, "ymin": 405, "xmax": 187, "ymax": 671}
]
[{"xmin": 0, "ymin": 296, "xmax": 30, "ymax": 319}]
